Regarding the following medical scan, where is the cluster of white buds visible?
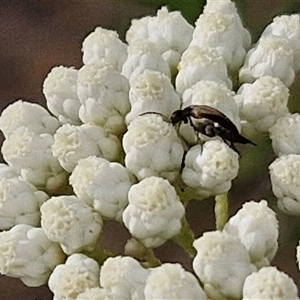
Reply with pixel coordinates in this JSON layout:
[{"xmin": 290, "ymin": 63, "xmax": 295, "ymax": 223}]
[{"xmin": 0, "ymin": 0, "xmax": 299, "ymax": 298}]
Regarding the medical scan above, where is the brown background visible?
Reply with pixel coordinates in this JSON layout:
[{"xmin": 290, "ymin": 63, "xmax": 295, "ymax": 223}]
[{"xmin": 0, "ymin": 1, "xmax": 300, "ymax": 299}]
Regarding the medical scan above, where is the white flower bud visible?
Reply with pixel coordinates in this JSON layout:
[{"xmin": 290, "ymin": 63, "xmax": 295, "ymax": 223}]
[
  {"xmin": 191, "ymin": 12, "xmax": 247, "ymax": 72},
  {"xmin": 0, "ymin": 176, "xmax": 48, "ymax": 230},
  {"xmin": 0, "ymin": 224, "xmax": 66, "ymax": 287},
  {"xmin": 43, "ymin": 66, "xmax": 81, "ymax": 125},
  {"xmin": 41, "ymin": 195, "xmax": 103, "ymax": 255},
  {"xmin": 235, "ymin": 76, "xmax": 289, "ymax": 132},
  {"xmin": 123, "ymin": 114, "xmax": 184, "ymax": 182},
  {"xmin": 203, "ymin": 0, "xmax": 251, "ymax": 50},
  {"xmin": 49, "ymin": 253, "xmax": 100, "ymax": 300},
  {"xmin": 144, "ymin": 263, "xmax": 207, "ymax": 299},
  {"xmin": 77, "ymin": 287, "xmax": 113, "ymax": 300},
  {"xmin": 125, "ymin": 70, "xmax": 180, "ymax": 124},
  {"xmin": 1, "ymin": 126, "xmax": 67, "ymax": 193},
  {"xmin": 261, "ymin": 14, "xmax": 300, "ymax": 71},
  {"xmin": 52, "ymin": 123, "xmax": 121, "ymax": 172},
  {"xmin": 224, "ymin": 200, "xmax": 278, "ymax": 268},
  {"xmin": 77, "ymin": 63, "xmax": 130, "ymax": 136},
  {"xmin": 82, "ymin": 27, "xmax": 127, "ymax": 72},
  {"xmin": 100, "ymin": 256, "xmax": 150, "ymax": 300},
  {"xmin": 0, "ymin": 100, "xmax": 59, "ymax": 138},
  {"xmin": 122, "ymin": 177, "xmax": 185, "ymax": 248},
  {"xmin": 182, "ymin": 141, "xmax": 239, "ymax": 198},
  {"xmin": 176, "ymin": 45, "xmax": 232, "ymax": 95},
  {"xmin": 269, "ymin": 154, "xmax": 300, "ymax": 216},
  {"xmin": 121, "ymin": 40, "xmax": 171, "ymax": 85},
  {"xmin": 193, "ymin": 230, "xmax": 255, "ymax": 300},
  {"xmin": 243, "ymin": 266, "xmax": 299, "ymax": 300},
  {"xmin": 239, "ymin": 36, "xmax": 295, "ymax": 87},
  {"xmin": 126, "ymin": 7, "xmax": 193, "ymax": 56},
  {"xmin": 269, "ymin": 113, "xmax": 300, "ymax": 156},
  {"xmin": 70, "ymin": 156, "xmax": 134, "ymax": 221}
]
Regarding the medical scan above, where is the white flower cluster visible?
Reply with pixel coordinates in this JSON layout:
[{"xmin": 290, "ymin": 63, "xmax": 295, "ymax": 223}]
[{"xmin": 0, "ymin": 0, "xmax": 299, "ymax": 298}]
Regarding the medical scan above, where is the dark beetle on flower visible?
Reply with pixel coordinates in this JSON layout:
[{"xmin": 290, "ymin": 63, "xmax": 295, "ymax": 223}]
[
  {"xmin": 140, "ymin": 104, "xmax": 256, "ymax": 154},
  {"xmin": 170, "ymin": 104, "xmax": 256, "ymax": 154}
]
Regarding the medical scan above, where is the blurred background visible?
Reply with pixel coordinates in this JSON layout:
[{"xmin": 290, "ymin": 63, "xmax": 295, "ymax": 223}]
[{"xmin": 0, "ymin": 0, "xmax": 299, "ymax": 299}]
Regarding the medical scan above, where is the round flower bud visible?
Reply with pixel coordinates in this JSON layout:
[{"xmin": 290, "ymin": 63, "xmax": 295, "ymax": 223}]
[
  {"xmin": 193, "ymin": 230, "xmax": 255, "ymax": 300},
  {"xmin": 269, "ymin": 113, "xmax": 300, "ymax": 156},
  {"xmin": 0, "ymin": 224, "xmax": 66, "ymax": 287},
  {"xmin": 122, "ymin": 176, "xmax": 185, "ymax": 248},
  {"xmin": 0, "ymin": 100, "xmax": 59, "ymax": 138},
  {"xmin": 43, "ymin": 65, "xmax": 81, "ymax": 125},
  {"xmin": 191, "ymin": 12, "xmax": 247, "ymax": 72},
  {"xmin": 0, "ymin": 176, "xmax": 48, "ymax": 230},
  {"xmin": 41, "ymin": 195, "xmax": 103, "ymax": 255},
  {"xmin": 1, "ymin": 126, "xmax": 67, "ymax": 193},
  {"xmin": 203, "ymin": 0, "xmax": 251, "ymax": 50},
  {"xmin": 77, "ymin": 63, "xmax": 130, "ymax": 136},
  {"xmin": 125, "ymin": 70, "xmax": 180, "ymax": 124},
  {"xmin": 235, "ymin": 76, "xmax": 289, "ymax": 132},
  {"xmin": 82, "ymin": 27, "xmax": 127, "ymax": 72},
  {"xmin": 182, "ymin": 141, "xmax": 239, "ymax": 198},
  {"xmin": 243, "ymin": 267, "xmax": 299, "ymax": 300},
  {"xmin": 100, "ymin": 256, "xmax": 150, "ymax": 299},
  {"xmin": 123, "ymin": 114, "xmax": 184, "ymax": 182},
  {"xmin": 52, "ymin": 123, "xmax": 122, "ymax": 172},
  {"xmin": 239, "ymin": 36, "xmax": 295, "ymax": 87},
  {"xmin": 70, "ymin": 156, "xmax": 134, "ymax": 221},
  {"xmin": 121, "ymin": 40, "xmax": 171, "ymax": 85},
  {"xmin": 224, "ymin": 200, "xmax": 278, "ymax": 268},
  {"xmin": 144, "ymin": 263, "xmax": 207, "ymax": 299},
  {"xmin": 49, "ymin": 253, "xmax": 100, "ymax": 300},
  {"xmin": 126, "ymin": 6, "xmax": 193, "ymax": 56},
  {"xmin": 269, "ymin": 154, "xmax": 300, "ymax": 216},
  {"xmin": 261, "ymin": 14, "xmax": 300, "ymax": 71},
  {"xmin": 176, "ymin": 45, "xmax": 232, "ymax": 95}
]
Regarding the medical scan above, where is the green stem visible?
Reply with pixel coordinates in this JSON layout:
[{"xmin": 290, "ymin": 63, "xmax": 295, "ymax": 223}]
[
  {"xmin": 82, "ymin": 243, "xmax": 112, "ymax": 265},
  {"xmin": 215, "ymin": 193, "xmax": 229, "ymax": 230},
  {"xmin": 173, "ymin": 217, "xmax": 196, "ymax": 257}
]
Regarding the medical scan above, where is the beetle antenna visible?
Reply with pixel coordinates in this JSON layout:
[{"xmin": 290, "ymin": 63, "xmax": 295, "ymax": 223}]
[{"xmin": 139, "ymin": 111, "xmax": 170, "ymax": 123}]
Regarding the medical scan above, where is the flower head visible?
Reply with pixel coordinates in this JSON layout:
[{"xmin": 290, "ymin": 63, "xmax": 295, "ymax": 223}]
[
  {"xmin": 224, "ymin": 200, "xmax": 278, "ymax": 268},
  {"xmin": 0, "ymin": 175, "xmax": 48, "ymax": 230},
  {"xmin": 269, "ymin": 154, "xmax": 300, "ymax": 215},
  {"xmin": 269, "ymin": 113, "xmax": 300, "ymax": 156},
  {"xmin": 144, "ymin": 263, "xmax": 207, "ymax": 299},
  {"xmin": 0, "ymin": 224, "xmax": 66, "ymax": 287},
  {"xmin": 41, "ymin": 195, "xmax": 103, "ymax": 254},
  {"xmin": 235, "ymin": 76, "xmax": 289, "ymax": 132},
  {"xmin": 122, "ymin": 176, "xmax": 185, "ymax": 248},
  {"xmin": 261, "ymin": 14, "xmax": 300, "ymax": 71},
  {"xmin": 48, "ymin": 253, "xmax": 100, "ymax": 300},
  {"xmin": 193, "ymin": 230, "xmax": 255, "ymax": 300},
  {"xmin": 52, "ymin": 123, "xmax": 121, "ymax": 172},
  {"xmin": 125, "ymin": 70, "xmax": 180, "ymax": 124},
  {"xmin": 82, "ymin": 27, "xmax": 127, "ymax": 72},
  {"xmin": 43, "ymin": 66, "xmax": 81, "ymax": 125},
  {"xmin": 77, "ymin": 63, "xmax": 130, "ymax": 136},
  {"xmin": 100, "ymin": 256, "xmax": 150, "ymax": 300},
  {"xmin": 0, "ymin": 100, "xmax": 59, "ymax": 138},
  {"xmin": 182, "ymin": 141, "xmax": 239, "ymax": 198},
  {"xmin": 123, "ymin": 114, "xmax": 184, "ymax": 182},
  {"xmin": 239, "ymin": 36, "xmax": 295, "ymax": 87},
  {"xmin": 243, "ymin": 266, "xmax": 299, "ymax": 300},
  {"xmin": 70, "ymin": 156, "xmax": 134, "ymax": 221}
]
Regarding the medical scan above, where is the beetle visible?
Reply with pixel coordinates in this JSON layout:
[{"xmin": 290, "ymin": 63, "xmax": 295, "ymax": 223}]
[{"xmin": 170, "ymin": 104, "xmax": 256, "ymax": 154}]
